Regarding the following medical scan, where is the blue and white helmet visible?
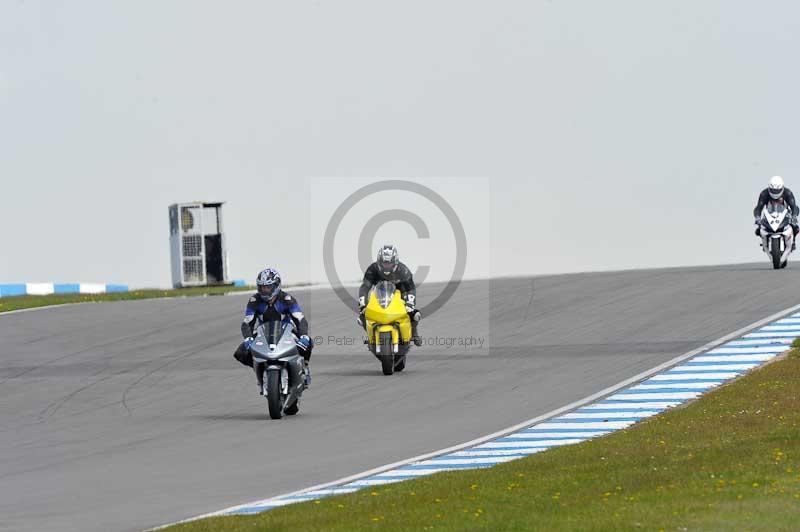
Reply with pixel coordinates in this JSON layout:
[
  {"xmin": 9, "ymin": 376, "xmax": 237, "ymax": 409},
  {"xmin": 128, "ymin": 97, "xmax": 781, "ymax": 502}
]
[{"xmin": 256, "ymin": 268, "xmax": 281, "ymax": 300}]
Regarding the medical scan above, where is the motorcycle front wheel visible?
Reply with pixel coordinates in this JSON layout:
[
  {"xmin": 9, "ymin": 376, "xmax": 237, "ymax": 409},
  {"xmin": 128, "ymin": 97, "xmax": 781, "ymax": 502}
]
[
  {"xmin": 771, "ymin": 238, "xmax": 783, "ymax": 270},
  {"xmin": 266, "ymin": 369, "xmax": 284, "ymax": 419},
  {"xmin": 379, "ymin": 332, "xmax": 394, "ymax": 376}
]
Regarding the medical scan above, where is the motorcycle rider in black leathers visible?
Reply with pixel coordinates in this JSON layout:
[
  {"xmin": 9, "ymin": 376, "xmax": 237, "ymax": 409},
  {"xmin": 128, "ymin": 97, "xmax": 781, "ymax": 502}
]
[
  {"xmin": 233, "ymin": 268, "xmax": 314, "ymax": 387},
  {"xmin": 358, "ymin": 244, "xmax": 422, "ymax": 347},
  {"xmin": 754, "ymin": 176, "xmax": 800, "ymax": 250}
]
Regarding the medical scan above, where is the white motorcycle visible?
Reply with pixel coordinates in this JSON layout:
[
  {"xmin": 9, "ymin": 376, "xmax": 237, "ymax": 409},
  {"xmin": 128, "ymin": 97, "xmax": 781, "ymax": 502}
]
[{"xmin": 758, "ymin": 201, "xmax": 795, "ymax": 269}]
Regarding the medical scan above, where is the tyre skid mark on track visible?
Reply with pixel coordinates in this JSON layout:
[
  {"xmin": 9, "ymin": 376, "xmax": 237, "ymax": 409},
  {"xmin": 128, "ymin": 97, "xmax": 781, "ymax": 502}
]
[
  {"xmin": 22, "ymin": 307, "xmax": 234, "ymax": 422},
  {"xmin": 121, "ymin": 338, "xmax": 229, "ymax": 415},
  {"xmin": 35, "ymin": 341, "xmax": 183, "ymax": 421},
  {"xmin": 34, "ymin": 334, "xmax": 228, "ymax": 421},
  {"xmin": 0, "ymin": 313, "xmax": 216, "ymax": 386},
  {"xmin": 38, "ymin": 374, "xmax": 119, "ymax": 421}
]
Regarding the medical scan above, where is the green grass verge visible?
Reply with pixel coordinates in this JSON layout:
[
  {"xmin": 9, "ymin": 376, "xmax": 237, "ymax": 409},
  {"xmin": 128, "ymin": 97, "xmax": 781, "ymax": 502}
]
[
  {"xmin": 165, "ymin": 343, "xmax": 800, "ymax": 532},
  {"xmin": 0, "ymin": 285, "xmax": 254, "ymax": 313}
]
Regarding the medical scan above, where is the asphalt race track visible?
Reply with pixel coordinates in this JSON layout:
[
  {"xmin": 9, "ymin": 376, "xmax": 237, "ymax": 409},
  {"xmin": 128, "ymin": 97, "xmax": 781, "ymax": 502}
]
[{"xmin": 3, "ymin": 263, "xmax": 800, "ymax": 532}]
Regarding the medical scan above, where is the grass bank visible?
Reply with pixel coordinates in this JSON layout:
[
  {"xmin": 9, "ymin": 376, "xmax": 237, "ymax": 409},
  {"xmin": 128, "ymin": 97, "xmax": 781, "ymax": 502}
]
[
  {"xmin": 165, "ymin": 343, "xmax": 800, "ymax": 531},
  {"xmin": 0, "ymin": 285, "xmax": 253, "ymax": 313}
]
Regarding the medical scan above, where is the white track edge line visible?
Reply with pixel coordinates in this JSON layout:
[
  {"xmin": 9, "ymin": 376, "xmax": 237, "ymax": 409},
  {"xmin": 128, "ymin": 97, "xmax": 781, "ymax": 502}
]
[
  {"xmin": 150, "ymin": 300, "xmax": 800, "ymax": 529},
  {"xmin": 0, "ymin": 283, "xmax": 364, "ymax": 317},
  {"xmin": 0, "ymin": 302, "xmax": 95, "ymax": 316}
]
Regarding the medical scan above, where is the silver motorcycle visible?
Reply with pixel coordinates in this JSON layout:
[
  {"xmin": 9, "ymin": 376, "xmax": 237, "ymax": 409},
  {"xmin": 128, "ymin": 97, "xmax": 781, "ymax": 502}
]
[{"xmin": 250, "ymin": 320, "xmax": 307, "ymax": 419}]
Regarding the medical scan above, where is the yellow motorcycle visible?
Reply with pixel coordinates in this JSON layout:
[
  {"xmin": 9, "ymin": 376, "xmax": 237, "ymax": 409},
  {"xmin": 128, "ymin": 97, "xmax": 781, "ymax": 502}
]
[{"xmin": 364, "ymin": 281, "xmax": 412, "ymax": 375}]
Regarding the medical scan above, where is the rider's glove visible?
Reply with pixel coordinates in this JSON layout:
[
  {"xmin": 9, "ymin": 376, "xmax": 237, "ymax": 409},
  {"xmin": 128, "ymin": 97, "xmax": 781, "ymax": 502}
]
[
  {"xmin": 296, "ymin": 334, "xmax": 312, "ymax": 350},
  {"xmin": 358, "ymin": 295, "xmax": 366, "ymax": 312},
  {"xmin": 404, "ymin": 294, "xmax": 417, "ymax": 315},
  {"xmin": 243, "ymin": 337, "xmax": 254, "ymax": 350}
]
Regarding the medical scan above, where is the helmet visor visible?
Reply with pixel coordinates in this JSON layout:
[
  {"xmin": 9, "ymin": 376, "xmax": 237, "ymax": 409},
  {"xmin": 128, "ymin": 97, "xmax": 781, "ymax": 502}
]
[
  {"xmin": 379, "ymin": 259, "xmax": 397, "ymax": 273},
  {"xmin": 769, "ymin": 186, "xmax": 784, "ymax": 199},
  {"xmin": 258, "ymin": 283, "xmax": 278, "ymax": 298}
]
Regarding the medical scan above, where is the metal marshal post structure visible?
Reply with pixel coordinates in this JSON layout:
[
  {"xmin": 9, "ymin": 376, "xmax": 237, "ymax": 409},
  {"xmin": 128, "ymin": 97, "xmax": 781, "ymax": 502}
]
[{"xmin": 169, "ymin": 202, "xmax": 230, "ymax": 288}]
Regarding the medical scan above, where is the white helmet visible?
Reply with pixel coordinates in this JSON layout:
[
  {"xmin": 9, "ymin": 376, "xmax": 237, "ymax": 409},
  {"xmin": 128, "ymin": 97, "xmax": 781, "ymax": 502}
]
[{"xmin": 769, "ymin": 176, "xmax": 785, "ymax": 200}]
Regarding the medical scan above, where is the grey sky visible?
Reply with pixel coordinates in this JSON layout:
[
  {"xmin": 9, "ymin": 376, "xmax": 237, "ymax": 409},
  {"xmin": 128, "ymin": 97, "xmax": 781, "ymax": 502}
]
[{"xmin": 2, "ymin": 1, "xmax": 799, "ymax": 287}]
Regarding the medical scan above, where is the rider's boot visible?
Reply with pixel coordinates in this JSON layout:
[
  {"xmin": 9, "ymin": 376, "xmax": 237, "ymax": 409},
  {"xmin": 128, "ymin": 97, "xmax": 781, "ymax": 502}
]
[
  {"xmin": 303, "ymin": 360, "xmax": 311, "ymax": 387},
  {"xmin": 254, "ymin": 366, "xmax": 265, "ymax": 395},
  {"xmin": 411, "ymin": 322, "xmax": 422, "ymax": 347}
]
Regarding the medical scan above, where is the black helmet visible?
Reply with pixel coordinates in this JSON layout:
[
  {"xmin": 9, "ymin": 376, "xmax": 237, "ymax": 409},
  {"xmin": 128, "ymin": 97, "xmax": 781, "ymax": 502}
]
[
  {"xmin": 377, "ymin": 244, "xmax": 399, "ymax": 276},
  {"xmin": 256, "ymin": 268, "xmax": 281, "ymax": 300}
]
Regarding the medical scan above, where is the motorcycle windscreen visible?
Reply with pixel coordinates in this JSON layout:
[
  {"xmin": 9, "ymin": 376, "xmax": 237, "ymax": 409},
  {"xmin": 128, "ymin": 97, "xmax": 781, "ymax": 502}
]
[
  {"xmin": 767, "ymin": 201, "xmax": 787, "ymax": 215},
  {"xmin": 261, "ymin": 320, "xmax": 283, "ymax": 346},
  {"xmin": 373, "ymin": 281, "xmax": 396, "ymax": 309}
]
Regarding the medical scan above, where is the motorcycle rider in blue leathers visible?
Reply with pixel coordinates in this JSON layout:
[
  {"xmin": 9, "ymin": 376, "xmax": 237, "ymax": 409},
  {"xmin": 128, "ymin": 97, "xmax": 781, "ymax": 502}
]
[{"xmin": 233, "ymin": 268, "xmax": 313, "ymax": 386}]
